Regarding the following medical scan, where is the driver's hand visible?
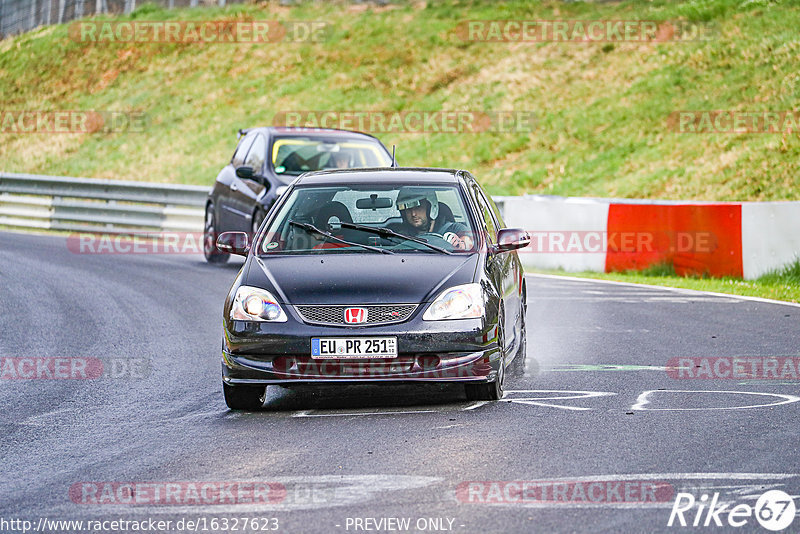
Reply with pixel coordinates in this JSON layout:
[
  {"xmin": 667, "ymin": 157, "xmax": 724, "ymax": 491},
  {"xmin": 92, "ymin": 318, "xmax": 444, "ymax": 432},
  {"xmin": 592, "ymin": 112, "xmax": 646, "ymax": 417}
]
[{"xmin": 443, "ymin": 232, "xmax": 466, "ymax": 250}]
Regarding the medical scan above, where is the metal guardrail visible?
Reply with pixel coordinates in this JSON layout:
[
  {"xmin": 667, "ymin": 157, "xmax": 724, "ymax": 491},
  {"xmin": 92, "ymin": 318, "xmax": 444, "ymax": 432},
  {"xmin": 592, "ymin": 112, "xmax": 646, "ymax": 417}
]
[
  {"xmin": 0, "ymin": 172, "xmax": 208, "ymax": 233},
  {"xmin": 0, "ymin": 0, "xmax": 247, "ymax": 40}
]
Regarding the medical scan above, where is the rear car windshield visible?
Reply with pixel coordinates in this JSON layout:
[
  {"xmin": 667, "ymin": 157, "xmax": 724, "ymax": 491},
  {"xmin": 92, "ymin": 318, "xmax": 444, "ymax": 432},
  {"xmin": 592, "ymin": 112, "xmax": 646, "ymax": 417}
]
[
  {"xmin": 257, "ymin": 183, "xmax": 476, "ymax": 255},
  {"xmin": 271, "ymin": 137, "xmax": 392, "ymax": 176}
]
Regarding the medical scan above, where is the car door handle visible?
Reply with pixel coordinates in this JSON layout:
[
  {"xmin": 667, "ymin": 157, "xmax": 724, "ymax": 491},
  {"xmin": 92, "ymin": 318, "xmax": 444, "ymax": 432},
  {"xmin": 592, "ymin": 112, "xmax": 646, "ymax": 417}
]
[{"xmin": 231, "ymin": 183, "xmax": 238, "ymax": 192}]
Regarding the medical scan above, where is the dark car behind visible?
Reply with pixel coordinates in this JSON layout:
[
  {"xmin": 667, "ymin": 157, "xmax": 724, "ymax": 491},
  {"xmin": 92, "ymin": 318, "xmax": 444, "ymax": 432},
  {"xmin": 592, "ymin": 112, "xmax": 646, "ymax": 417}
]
[{"xmin": 204, "ymin": 127, "xmax": 393, "ymax": 263}]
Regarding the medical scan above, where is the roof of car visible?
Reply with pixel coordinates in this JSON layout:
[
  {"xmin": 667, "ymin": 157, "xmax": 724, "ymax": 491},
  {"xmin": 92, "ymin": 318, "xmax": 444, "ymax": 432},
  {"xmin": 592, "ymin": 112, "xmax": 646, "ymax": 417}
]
[
  {"xmin": 296, "ymin": 167, "xmax": 464, "ymax": 186},
  {"xmin": 240, "ymin": 126, "xmax": 385, "ymax": 142}
]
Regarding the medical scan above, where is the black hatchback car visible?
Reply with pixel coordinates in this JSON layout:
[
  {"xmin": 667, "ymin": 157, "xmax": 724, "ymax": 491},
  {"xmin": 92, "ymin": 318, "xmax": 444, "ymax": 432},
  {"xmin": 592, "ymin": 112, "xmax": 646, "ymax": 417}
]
[
  {"xmin": 204, "ymin": 127, "xmax": 393, "ymax": 263},
  {"xmin": 216, "ymin": 168, "xmax": 530, "ymax": 410}
]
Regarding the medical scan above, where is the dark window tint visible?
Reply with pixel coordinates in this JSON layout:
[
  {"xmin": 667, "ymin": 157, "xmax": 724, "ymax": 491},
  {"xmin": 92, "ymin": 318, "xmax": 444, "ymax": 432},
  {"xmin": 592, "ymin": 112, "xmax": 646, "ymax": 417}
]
[
  {"xmin": 232, "ymin": 133, "xmax": 256, "ymax": 168},
  {"xmin": 471, "ymin": 185, "xmax": 498, "ymax": 244},
  {"xmin": 244, "ymin": 134, "xmax": 267, "ymax": 171}
]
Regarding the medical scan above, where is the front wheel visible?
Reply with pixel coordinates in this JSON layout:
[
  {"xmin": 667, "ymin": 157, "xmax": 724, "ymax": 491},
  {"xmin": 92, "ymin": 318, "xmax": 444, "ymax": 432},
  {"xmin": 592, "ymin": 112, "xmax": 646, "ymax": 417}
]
[
  {"xmin": 223, "ymin": 382, "xmax": 267, "ymax": 410},
  {"xmin": 509, "ymin": 305, "xmax": 527, "ymax": 378},
  {"xmin": 465, "ymin": 314, "xmax": 506, "ymax": 401},
  {"xmin": 465, "ymin": 363, "xmax": 504, "ymax": 401},
  {"xmin": 204, "ymin": 202, "xmax": 229, "ymax": 264}
]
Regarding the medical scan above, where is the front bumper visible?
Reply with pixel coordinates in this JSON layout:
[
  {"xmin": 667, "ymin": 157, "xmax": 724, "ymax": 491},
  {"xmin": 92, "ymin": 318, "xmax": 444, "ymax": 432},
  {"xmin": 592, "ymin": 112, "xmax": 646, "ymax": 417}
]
[{"xmin": 222, "ymin": 317, "xmax": 501, "ymax": 385}]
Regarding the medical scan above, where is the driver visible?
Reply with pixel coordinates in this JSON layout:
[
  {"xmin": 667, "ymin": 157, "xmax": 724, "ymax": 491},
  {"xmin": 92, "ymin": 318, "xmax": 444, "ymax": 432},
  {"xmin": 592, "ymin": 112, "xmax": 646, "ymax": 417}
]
[
  {"xmin": 328, "ymin": 151, "xmax": 350, "ymax": 169},
  {"xmin": 395, "ymin": 187, "xmax": 473, "ymax": 251}
]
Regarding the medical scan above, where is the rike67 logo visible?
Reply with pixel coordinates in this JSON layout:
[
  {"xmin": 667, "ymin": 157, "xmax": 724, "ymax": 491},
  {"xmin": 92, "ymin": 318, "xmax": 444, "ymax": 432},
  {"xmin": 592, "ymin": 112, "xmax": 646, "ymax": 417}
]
[{"xmin": 668, "ymin": 490, "xmax": 796, "ymax": 531}]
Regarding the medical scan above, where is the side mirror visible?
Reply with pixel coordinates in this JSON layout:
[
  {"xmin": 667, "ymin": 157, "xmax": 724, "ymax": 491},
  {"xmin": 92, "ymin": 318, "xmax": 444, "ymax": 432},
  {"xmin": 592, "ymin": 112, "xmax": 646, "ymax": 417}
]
[
  {"xmin": 216, "ymin": 232, "xmax": 250, "ymax": 256},
  {"xmin": 493, "ymin": 228, "xmax": 530, "ymax": 254},
  {"xmin": 236, "ymin": 166, "xmax": 269, "ymax": 186},
  {"xmin": 235, "ymin": 166, "xmax": 255, "ymax": 179}
]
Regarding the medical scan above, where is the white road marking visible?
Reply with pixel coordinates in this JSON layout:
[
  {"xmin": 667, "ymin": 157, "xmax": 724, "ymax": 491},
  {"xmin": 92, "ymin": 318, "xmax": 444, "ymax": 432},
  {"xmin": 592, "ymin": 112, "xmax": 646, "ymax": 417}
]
[
  {"xmin": 530, "ymin": 296, "xmax": 741, "ymax": 303},
  {"xmin": 542, "ymin": 364, "xmax": 666, "ymax": 372},
  {"xmin": 292, "ymin": 409, "xmax": 437, "ymax": 418},
  {"xmin": 290, "ymin": 401, "xmax": 488, "ymax": 418},
  {"xmin": 631, "ymin": 390, "xmax": 800, "ymax": 411},
  {"xmin": 505, "ymin": 390, "xmax": 617, "ymax": 411}
]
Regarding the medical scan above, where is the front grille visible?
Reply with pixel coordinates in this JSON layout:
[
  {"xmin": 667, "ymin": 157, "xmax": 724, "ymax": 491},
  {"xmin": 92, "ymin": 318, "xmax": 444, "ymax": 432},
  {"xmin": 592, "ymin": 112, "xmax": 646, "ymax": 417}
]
[{"xmin": 295, "ymin": 304, "xmax": 417, "ymax": 326}]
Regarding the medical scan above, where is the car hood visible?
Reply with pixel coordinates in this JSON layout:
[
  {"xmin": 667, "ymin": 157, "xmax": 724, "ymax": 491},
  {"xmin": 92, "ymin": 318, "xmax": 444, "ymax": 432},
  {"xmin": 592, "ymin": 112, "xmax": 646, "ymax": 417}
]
[{"xmin": 245, "ymin": 254, "xmax": 479, "ymax": 305}]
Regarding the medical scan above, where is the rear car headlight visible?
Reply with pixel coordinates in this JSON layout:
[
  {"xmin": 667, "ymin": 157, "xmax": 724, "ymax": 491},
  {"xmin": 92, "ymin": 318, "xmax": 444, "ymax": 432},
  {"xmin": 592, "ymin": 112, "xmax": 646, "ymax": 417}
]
[
  {"xmin": 231, "ymin": 286, "xmax": 287, "ymax": 322},
  {"xmin": 423, "ymin": 283, "xmax": 484, "ymax": 321}
]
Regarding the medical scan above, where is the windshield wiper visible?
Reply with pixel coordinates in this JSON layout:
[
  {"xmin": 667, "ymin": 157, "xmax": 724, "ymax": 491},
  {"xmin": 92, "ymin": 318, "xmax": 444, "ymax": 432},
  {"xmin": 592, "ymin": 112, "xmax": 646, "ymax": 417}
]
[
  {"xmin": 287, "ymin": 221, "xmax": 394, "ymax": 255},
  {"xmin": 339, "ymin": 222, "xmax": 453, "ymax": 255}
]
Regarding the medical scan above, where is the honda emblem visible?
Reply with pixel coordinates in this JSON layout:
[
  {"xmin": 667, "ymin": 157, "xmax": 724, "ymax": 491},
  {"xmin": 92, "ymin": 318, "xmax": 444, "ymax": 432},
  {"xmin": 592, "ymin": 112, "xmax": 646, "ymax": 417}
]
[{"xmin": 344, "ymin": 307, "xmax": 368, "ymax": 324}]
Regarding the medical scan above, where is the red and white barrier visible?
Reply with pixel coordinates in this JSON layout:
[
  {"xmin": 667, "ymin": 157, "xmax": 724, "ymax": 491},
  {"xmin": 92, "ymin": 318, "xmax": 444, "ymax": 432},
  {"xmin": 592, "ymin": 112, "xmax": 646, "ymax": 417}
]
[{"xmin": 499, "ymin": 195, "xmax": 799, "ymax": 280}]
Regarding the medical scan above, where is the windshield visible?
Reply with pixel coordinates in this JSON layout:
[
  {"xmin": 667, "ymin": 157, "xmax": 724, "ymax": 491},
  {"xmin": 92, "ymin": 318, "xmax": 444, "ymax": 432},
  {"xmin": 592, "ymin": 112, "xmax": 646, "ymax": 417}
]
[
  {"xmin": 257, "ymin": 183, "xmax": 477, "ymax": 255},
  {"xmin": 270, "ymin": 136, "xmax": 392, "ymax": 176}
]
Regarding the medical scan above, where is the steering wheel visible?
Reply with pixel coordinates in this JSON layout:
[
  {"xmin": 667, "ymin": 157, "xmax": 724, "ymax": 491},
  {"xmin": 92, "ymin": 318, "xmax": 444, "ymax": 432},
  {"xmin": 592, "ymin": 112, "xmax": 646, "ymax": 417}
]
[{"xmin": 416, "ymin": 232, "xmax": 455, "ymax": 249}]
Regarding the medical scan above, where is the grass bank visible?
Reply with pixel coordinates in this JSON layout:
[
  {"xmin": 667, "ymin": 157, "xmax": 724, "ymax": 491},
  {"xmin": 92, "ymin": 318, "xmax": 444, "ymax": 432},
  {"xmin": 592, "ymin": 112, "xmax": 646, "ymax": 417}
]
[{"xmin": 1, "ymin": 0, "xmax": 799, "ymax": 199}]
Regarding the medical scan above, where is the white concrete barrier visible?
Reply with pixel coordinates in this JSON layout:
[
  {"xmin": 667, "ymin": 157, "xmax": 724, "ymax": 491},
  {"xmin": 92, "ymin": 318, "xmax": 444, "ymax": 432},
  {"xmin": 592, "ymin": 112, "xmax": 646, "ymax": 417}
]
[
  {"xmin": 502, "ymin": 195, "xmax": 609, "ymax": 273},
  {"xmin": 742, "ymin": 202, "xmax": 800, "ymax": 279}
]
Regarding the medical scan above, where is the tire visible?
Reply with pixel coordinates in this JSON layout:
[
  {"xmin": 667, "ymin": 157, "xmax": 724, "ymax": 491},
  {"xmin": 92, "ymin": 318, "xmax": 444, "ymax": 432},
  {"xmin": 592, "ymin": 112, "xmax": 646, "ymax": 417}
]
[
  {"xmin": 204, "ymin": 202, "xmax": 229, "ymax": 264},
  {"xmin": 223, "ymin": 382, "xmax": 267, "ymax": 411},
  {"xmin": 465, "ymin": 309, "xmax": 506, "ymax": 401},
  {"xmin": 509, "ymin": 304, "xmax": 527, "ymax": 378},
  {"xmin": 465, "ymin": 362, "xmax": 504, "ymax": 401}
]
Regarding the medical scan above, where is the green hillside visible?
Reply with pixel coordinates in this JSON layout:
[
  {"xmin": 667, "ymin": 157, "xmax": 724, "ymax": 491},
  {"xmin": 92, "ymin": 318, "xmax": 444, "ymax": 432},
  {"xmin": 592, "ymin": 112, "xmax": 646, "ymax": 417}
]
[{"xmin": 1, "ymin": 0, "xmax": 799, "ymax": 199}]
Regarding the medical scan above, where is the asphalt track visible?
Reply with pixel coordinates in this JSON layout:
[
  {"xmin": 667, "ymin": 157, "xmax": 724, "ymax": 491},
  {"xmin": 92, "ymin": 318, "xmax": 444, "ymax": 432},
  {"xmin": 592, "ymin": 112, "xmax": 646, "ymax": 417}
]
[{"xmin": 1, "ymin": 230, "xmax": 799, "ymax": 534}]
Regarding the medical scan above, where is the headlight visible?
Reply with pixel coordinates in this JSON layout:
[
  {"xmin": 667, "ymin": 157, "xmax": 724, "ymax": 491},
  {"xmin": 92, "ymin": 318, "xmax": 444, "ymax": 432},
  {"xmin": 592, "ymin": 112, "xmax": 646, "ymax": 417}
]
[
  {"xmin": 423, "ymin": 283, "xmax": 484, "ymax": 321},
  {"xmin": 231, "ymin": 286, "xmax": 287, "ymax": 322}
]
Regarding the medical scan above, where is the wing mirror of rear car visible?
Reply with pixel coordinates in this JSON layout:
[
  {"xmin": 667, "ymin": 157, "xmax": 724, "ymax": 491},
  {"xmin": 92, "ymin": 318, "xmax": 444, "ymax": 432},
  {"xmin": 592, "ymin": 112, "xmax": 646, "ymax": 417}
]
[
  {"xmin": 235, "ymin": 166, "xmax": 255, "ymax": 179},
  {"xmin": 216, "ymin": 232, "xmax": 250, "ymax": 256},
  {"xmin": 235, "ymin": 166, "xmax": 267, "ymax": 183},
  {"xmin": 236, "ymin": 166, "xmax": 270, "ymax": 187},
  {"xmin": 492, "ymin": 228, "xmax": 531, "ymax": 254}
]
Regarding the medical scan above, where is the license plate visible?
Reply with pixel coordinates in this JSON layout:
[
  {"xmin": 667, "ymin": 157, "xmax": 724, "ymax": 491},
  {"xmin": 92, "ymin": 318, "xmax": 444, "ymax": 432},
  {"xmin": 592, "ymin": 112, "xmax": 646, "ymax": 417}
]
[{"xmin": 311, "ymin": 337, "xmax": 398, "ymax": 359}]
